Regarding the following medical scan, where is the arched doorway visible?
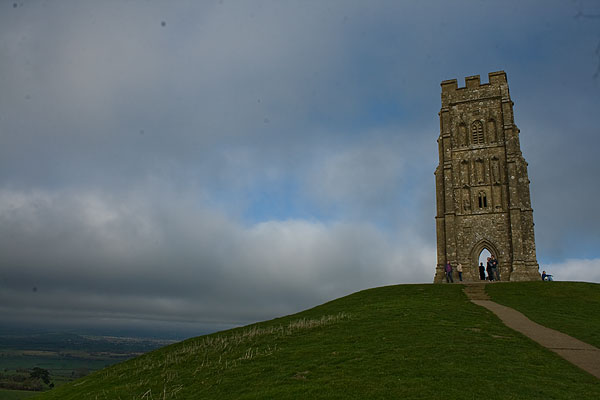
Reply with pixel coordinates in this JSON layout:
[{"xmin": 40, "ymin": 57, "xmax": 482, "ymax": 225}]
[
  {"xmin": 470, "ymin": 240, "xmax": 500, "ymax": 281},
  {"xmin": 478, "ymin": 248, "xmax": 491, "ymax": 268},
  {"xmin": 477, "ymin": 248, "xmax": 491, "ymax": 280}
]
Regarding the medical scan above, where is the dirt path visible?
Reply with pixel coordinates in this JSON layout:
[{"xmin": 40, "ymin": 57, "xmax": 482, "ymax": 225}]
[{"xmin": 462, "ymin": 283, "xmax": 600, "ymax": 379}]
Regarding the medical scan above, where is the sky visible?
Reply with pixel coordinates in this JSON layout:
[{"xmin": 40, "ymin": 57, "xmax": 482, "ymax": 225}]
[{"xmin": 1, "ymin": 0, "xmax": 599, "ymax": 339}]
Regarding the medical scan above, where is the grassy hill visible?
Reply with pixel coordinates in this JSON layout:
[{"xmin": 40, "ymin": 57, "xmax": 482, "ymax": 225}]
[
  {"xmin": 487, "ymin": 281, "xmax": 600, "ymax": 348},
  {"xmin": 33, "ymin": 283, "xmax": 599, "ymax": 399}
]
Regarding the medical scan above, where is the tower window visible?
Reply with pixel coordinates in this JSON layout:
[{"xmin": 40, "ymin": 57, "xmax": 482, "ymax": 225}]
[
  {"xmin": 478, "ymin": 192, "xmax": 487, "ymax": 209},
  {"xmin": 472, "ymin": 121, "xmax": 484, "ymax": 145}
]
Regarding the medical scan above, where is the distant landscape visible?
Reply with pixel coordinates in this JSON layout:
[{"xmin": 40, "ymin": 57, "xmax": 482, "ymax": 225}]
[{"xmin": 0, "ymin": 332, "xmax": 175, "ymax": 399}]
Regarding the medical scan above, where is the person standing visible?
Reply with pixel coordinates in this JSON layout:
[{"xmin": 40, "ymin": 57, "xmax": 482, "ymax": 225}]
[
  {"xmin": 479, "ymin": 262, "xmax": 486, "ymax": 280},
  {"xmin": 456, "ymin": 263, "xmax": 463, "ymax": 282},
  {"xmin": 492, "ymin": 255, "xmax": 500, "ymax": 281},
  {"xmin": 486, "ymin": 257, "xmax": 494, "ymax": 281},
  {"xmin": 445, "ymin": 261, "xmax": 454, "ymax": 283}
]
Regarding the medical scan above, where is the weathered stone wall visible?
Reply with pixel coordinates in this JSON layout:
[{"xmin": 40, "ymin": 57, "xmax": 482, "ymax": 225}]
[{"xmin": 434, "ymin": 71, "xmax": 539, "ymax": 282}]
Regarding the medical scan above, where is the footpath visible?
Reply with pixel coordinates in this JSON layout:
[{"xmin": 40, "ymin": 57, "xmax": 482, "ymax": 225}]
[{"xmin": 462, "ymin": 283, "xmax": 600, "ymax": 379}]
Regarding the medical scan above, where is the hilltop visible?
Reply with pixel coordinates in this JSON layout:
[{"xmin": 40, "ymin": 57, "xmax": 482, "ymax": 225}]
[{"xmin": 34, "ymin": 282, "xmax": 600, "ymax": 399}]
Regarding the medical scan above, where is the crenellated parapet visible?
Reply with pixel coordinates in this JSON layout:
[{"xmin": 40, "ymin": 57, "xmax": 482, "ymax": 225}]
[{"xmin": 441, "ymin": 71, "xmax": 510, "ymax": 108}]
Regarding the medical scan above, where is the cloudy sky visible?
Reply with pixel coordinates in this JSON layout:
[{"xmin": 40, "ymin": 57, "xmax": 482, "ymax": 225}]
[{"xmin": 1, "ymin": 0, "xmax": 599, "ymax": 338}]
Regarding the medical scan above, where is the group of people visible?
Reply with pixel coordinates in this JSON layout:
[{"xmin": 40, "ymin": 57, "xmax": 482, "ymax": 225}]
[
  {"xmin": 444, "ymin": 262, "xmax": 461, "ymax": 283},
  {"xmin": 480, "ymin": 255, "xmax": 500, "ymax": 281},
  {"xmin": 443, "ymin": 255, "xmax": 500, "ymax": 283},
  {"xmin": 444, "ymin": 258, "xmax": 554, "ymax": 283}
]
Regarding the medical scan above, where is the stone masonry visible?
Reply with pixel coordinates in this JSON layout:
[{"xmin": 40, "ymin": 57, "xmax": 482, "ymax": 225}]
[{"xmin": 434, "ymin": 71, "xmax": 540, "ymax": 282}]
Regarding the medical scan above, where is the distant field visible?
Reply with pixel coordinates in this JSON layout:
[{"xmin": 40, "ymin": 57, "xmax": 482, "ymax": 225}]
[
  {"xmin": 0, "ymin": 333, "xmax": 172, "ymax": 398},
  {"xmin": 0, "ymin": 352, "xmax": 119, "ymax": 371},
  {"xmin": 486, "ymin": 281, "xmax": 600, "ymax": 348},
  {"xmin": 34, "ymin": 284, "xmax": 600, "ymax": 400}
]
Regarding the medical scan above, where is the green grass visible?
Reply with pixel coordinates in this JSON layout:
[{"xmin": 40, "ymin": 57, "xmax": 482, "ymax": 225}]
[
  {"xmin": 34, "ymin": 284, "xmax": 600, "ymax": 399},
  {"xmin": 486, "ymin": 281, "xmax": 600, "ymax": 348},
  {"xmin": 0, "ymin": 388, "xmax": 41, "ymax": 399}
]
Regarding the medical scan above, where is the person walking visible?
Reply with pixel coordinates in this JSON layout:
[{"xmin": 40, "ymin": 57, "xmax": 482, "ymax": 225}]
[
  {"xmin": 479, "ymin": 262, "xmax": 486, "ymax": 280},
  {"xmin": 457, "ymin": 263, "xmax": 463, "ymax": 282},
  {"xmin": 445, "ymin": 261, "xmax": 454, "ymax": 283}
]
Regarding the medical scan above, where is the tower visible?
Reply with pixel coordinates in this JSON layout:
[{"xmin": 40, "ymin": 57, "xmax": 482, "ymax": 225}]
[{"xmin": 434, "ymin": 71, "xmax": 540, "ymax": 282}]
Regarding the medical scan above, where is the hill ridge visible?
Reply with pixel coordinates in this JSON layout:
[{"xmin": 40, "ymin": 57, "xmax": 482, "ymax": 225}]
[{"xmin": 35, "ymin": 282, "xmax": 600, "ymax": 399}]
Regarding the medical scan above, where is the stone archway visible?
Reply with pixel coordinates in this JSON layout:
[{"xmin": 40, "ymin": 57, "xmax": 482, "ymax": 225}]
[{"xmin": 470, "ymin": 239, "xmax": 500, "ymax": 281}]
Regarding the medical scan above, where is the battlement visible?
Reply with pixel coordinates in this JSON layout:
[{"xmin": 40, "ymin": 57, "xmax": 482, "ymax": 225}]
[{"xmin": 441, "ymin": 71, "xmax": 507, "ymax": 93}]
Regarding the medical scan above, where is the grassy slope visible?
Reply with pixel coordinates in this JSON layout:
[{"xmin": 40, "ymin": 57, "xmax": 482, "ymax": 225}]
[
  {"xmin": 34, "ymin": 284, "xmax": 599, "ymax": 400},
  {"xmin": 486, "ymin": 281, "xmax": 600, "ymax": 348}
]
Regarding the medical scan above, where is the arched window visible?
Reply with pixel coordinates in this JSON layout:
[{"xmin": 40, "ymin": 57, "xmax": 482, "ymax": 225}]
[
  {"xmin": 471, "ymin": 121, "xmax": 484, "ymax": 145},
  {"xmin": 478, "ymin": 192, "xmax": 487, "ymax": 209}
]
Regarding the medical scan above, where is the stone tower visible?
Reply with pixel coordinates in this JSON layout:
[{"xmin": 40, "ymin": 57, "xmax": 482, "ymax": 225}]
[{"xmin": 434, "ymin": 71, "xmax": 539, "ymax": 282}]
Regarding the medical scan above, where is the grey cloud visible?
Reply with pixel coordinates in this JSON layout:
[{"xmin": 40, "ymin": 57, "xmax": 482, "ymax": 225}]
[
  {"xmin": 301, "ymin": 126, "xmax": 437, "ymax": 225},
  {"xmin": 516, "ymin": 79, "xmax": 600, "ymax": 260},
  {"xmin": 544, "ymin": 259, "xmax": 600, "ymax": 283},
  {"xmin": 307, "ymin": 141, "xmax": 405, "ymax": 207},
  {"xmin": 0, "ymin": 186, "xmax": 434, "ymax": 333}
]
